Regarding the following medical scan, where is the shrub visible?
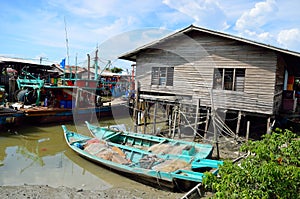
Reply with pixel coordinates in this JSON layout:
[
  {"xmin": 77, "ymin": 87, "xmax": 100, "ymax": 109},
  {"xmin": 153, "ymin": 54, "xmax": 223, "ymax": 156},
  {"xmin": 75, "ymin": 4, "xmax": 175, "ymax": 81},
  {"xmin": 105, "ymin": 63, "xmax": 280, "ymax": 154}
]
[{"xmin": 203, "ymin": 128, "xmax": 300, "ymax": 198}]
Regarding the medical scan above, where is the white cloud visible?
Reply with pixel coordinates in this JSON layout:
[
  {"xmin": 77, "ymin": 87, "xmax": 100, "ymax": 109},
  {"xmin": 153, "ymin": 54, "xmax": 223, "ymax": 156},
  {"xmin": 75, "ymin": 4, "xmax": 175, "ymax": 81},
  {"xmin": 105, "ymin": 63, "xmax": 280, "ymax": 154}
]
[
  {"xmin": 1, "ymin": 0, "xmax": 300, "ymax": 64},
  {"xmin": 232, "ymin": 0, "xmax": 280, "ymax": 47},
  {"xmin": 277, "ymin": 29, "xmax": 300, "ymax": 50},
  {"xmin": 235, "ymin": 0, "xmax": 277, "ymax": 32},
  {"xmin": 162, "ymin": 0, "xmax": 229, "ymax": 30}
]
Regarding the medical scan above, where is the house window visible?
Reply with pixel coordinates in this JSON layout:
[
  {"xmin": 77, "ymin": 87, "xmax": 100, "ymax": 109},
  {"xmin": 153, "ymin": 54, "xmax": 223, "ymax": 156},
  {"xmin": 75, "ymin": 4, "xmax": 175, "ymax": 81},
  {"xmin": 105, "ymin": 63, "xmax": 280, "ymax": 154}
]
[
  {"xmin": 151, "ymin": 67, "xmax": 174, "ymax": 86},
  {"xmin": 213, "ymin": 68, "xmax": 245, "ymax": 92}
]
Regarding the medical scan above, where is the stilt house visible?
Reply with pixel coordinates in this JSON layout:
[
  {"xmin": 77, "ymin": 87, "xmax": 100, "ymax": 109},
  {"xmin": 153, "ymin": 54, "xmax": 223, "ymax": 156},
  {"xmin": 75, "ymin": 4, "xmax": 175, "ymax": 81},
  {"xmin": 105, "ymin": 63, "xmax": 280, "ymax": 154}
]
[{"xmin": 119, "ymin": 25, "xmax": 300, "ymax": 138}]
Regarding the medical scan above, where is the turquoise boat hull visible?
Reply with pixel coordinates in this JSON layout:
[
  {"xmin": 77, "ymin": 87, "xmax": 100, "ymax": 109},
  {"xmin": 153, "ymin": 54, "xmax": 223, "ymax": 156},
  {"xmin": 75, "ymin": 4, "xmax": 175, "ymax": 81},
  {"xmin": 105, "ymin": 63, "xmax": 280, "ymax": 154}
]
[
  {"xmin": 85, "ymin": 121, "xmax": 214, "ymax": 161},
  {"xmin": 62, "ymin": 125, "xmax": 223, "ymax": 191}
]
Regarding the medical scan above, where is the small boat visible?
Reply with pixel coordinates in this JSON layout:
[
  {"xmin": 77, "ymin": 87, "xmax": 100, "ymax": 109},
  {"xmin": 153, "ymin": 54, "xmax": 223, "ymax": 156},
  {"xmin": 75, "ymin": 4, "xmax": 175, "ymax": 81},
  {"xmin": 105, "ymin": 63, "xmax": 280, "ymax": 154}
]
[
  {"xmin": 62, "ymin": 125, "xmax": 223, "ymax": 191},
  {"xmin": 85, "ymin": 121, "xmax": 214, "ymax": 160}
]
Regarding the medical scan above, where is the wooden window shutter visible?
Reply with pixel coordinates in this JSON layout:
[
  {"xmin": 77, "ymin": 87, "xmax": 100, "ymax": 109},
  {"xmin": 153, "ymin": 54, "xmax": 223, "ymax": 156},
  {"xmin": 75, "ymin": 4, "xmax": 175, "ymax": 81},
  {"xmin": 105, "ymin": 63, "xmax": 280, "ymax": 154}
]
[{"xmin": 166, "ymin": 67, "xmax": 174, "ymax": 86}]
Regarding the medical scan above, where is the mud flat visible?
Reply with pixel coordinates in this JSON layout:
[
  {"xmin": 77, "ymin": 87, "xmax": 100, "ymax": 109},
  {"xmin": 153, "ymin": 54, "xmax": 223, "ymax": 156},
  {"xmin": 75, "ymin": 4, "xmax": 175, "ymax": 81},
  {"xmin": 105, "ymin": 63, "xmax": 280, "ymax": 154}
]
[{"xmin": 0, "ymin": 184, "xmax": 184, "ymax": 199}]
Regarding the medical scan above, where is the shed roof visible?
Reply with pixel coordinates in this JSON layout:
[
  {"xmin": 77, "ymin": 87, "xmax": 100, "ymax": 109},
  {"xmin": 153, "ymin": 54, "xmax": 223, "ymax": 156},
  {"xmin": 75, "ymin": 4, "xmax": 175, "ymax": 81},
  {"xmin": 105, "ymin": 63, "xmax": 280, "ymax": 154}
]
[
  {"xmin": 119, "ymin": 25, "xmax": 300, "ymax": 62},
  {"xmin": 0, "ymin": 56, "xmax": 48, "ymax": 66}
]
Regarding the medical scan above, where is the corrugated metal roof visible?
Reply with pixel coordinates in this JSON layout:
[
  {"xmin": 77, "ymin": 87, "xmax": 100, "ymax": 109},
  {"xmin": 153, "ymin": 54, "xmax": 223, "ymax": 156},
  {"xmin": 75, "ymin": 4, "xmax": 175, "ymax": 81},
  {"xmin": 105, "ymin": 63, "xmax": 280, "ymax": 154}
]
[
  {"xmin": 119, "ymin": 24, "xmax": 300, "ymax": 61},
  {"xmin": 0, "ymin": 56, "xmax": 44, "ymax": 65}
]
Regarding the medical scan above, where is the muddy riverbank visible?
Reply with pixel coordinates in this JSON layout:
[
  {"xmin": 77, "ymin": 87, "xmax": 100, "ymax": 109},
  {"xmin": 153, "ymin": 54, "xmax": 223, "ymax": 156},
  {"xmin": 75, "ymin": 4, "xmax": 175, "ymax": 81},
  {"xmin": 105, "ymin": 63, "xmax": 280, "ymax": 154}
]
[
  {"xmin": 0, "ymin": 184, "xmax": 186, "ymax": 199},
  {"xmin": 0, "ymin": 137, "xmax": 241, "ymax": 199},
  {"xmin": 0, "ymin": 114, "xmax": 243, "ymax": 199}
]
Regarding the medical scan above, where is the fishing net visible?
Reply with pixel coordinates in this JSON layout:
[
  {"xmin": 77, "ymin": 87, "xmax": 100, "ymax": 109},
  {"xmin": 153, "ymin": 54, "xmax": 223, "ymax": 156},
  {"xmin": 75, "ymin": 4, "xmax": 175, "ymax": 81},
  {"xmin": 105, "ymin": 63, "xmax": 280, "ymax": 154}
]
[
  {"xmin": 83, "ymin": 142, "xmax": 131, "ymax": 164},
  {"xmin": 148, "ymin": 143, "xmax": 196, "ymax": 155},
  {"xmin": 152, "ymin": 159, "xmax": 191, "ymax": 172}
]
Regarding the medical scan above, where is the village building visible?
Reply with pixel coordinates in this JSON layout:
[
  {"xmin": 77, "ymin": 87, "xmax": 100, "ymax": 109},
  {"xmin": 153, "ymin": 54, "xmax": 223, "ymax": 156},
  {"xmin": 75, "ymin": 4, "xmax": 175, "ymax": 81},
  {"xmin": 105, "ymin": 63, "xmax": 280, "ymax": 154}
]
[{"xmin": 119, "ymin": 25, "xmax": 300, "ymax": 140}]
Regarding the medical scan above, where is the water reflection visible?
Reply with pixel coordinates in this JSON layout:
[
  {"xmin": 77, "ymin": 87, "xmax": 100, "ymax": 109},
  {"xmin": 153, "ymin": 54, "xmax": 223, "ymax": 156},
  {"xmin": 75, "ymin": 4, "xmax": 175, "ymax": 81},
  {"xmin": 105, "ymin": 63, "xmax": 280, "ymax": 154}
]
[{"xmin": 0, "ymin": 117, "xmax": 161, "ymax": 193}]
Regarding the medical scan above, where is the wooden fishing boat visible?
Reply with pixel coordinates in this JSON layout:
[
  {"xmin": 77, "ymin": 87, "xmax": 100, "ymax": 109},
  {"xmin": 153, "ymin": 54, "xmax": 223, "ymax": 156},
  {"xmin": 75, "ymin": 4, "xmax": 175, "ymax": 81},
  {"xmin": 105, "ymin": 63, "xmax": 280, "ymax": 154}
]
[
  {"xmin": 85, "ymin": 121, "xmax": 214, "ymax": 160},
  {"xmin": 62, "ymin": 125, "xmax": 223, "ymax": 191}
]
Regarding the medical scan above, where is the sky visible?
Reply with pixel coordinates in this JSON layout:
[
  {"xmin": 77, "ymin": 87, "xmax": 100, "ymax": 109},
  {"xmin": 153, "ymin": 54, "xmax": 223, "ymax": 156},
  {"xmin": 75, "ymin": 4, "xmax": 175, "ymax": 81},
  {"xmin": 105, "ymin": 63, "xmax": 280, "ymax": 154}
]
[{"xmin": 0, "ymin": 0, "xmax": 300, "ymax": 70}]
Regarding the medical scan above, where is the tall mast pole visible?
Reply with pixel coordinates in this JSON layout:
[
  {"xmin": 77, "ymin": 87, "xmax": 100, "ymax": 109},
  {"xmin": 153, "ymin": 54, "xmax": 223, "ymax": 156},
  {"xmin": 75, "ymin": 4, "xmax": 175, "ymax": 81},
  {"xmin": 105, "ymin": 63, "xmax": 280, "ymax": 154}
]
[
  {"xmin": 75, "ymin": 53, "xmax": 78, "ymax": 80},
  {"xmin": 87, "ymin": 54, "xmax": 90, "ymax": 80},
  {"xmin": 64, "ymin": 16, "xmax": 70, "ymax": 80},
  {"xmin": 94, "ymin": 47, "xmax": 98, "ymax": 80}
]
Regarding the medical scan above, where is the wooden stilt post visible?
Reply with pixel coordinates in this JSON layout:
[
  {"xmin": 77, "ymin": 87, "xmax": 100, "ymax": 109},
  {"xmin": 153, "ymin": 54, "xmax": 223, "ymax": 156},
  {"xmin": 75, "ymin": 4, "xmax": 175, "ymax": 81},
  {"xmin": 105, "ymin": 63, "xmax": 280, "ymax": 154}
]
[
  {"xmin": 168, "ymin": 105, "xmax": 172, "ymax": 137},
  {"xmin": 204, "ymin": 108, "xmax": 210, "ymax": 140},
  {"xmin": 178, "ymin": 103, "xmax": 182, "ymax": 139},
  {"xmin": 8, "ymin": 77, "xmax": 16, "ymax": 102},
  {"xmin": 235, "ymin": 110, "xmax": 242, "ymax": 142},
  {"xmin": 143, "ymin": 101, "xmax": 147, "ymax": 134},
  {"xmin": 210, "ymin": 89, "xmax": 219, "ymax": 159},
  {"xmin": 152, "ymin": 102, "xmax": 158, "ymax": 134},
  {"xmin": 266, "ymin": 117, "xmax": 271, "ymax": 134},
  {"xmin": 193, "ymin": 99, "xmax": 200, "ymax": 141},
  {"xmin": 134, "ymin": 81, "xmax": 139, "ymax": 133},
  {"xmin": 172, "ymin": 106, "xmax": 178, "ymax": 138},
  {"xmin": 246, "ymin": 121, "xmax": 250, "ymax": 142}
]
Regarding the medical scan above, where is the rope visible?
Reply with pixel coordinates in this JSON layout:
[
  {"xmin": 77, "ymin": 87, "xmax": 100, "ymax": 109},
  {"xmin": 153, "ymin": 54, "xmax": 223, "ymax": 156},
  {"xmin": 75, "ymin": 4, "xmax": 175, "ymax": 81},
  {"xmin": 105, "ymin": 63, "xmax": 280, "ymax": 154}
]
[
  {"xmin": 156, "ymin": 171, "xmax": 162, "ymax": 188},
  {"xmin": 120, "ymin": 100, "xmax": 245, "ymax": 144}
]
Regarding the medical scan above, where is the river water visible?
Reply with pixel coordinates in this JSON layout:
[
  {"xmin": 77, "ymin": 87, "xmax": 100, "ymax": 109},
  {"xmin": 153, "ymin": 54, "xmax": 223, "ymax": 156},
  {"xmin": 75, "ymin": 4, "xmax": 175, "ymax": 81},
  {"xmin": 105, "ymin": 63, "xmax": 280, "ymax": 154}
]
[{"xmin": 0, "ymin": 115, "xmax": 182, "ymax": 197}]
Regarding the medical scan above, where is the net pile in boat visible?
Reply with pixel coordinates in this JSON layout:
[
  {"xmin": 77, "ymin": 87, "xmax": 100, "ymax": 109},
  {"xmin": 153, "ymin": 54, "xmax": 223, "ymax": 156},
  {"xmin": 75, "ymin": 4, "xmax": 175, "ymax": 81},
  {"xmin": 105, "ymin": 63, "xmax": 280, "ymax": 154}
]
[
  {"xmin": 148, "ymin": 143, "xmax": 195, "ymax": 155},
  {"xmin": 83, "ymin": 139, "xmax": 131, "ymax": 165},
  {"xmin": 152, "ymin": 159, "xmax": 191, "ymax": 172}
]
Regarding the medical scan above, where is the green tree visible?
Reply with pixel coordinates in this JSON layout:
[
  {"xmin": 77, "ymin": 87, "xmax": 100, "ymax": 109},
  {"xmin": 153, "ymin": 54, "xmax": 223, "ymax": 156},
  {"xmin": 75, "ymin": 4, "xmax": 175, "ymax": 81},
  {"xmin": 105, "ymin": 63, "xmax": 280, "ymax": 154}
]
[
  {"xmin": 203, "ymin": 128, "xmax": 300, "ymax": 198},
  {"xmin": 110, "ymin": 67, "xmax": 123, "ymax": 73}
]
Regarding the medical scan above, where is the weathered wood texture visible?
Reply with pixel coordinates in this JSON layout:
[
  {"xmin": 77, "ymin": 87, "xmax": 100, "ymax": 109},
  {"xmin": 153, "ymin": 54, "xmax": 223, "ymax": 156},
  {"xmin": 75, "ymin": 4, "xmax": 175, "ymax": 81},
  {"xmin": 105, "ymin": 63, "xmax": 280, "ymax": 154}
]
[
  {"xmin": 274, "ymin": 55, "xmax": 286, "ymax": 114},
  {"xmin": 136, "ymin": 32, "xmax": 279, "ymax": 115}
]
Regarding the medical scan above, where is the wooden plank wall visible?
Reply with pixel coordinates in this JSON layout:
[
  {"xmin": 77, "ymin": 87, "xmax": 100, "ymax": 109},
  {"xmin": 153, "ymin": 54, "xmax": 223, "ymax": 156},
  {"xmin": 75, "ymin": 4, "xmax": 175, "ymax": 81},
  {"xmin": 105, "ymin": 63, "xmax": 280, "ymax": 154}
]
[
  {"xmin": 274, "ymin": 55, "xmax": 286, "ymax": 114},
  {"xmin": 136, "ymin": 32, "xmax": 278, "ymax": 115}
]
